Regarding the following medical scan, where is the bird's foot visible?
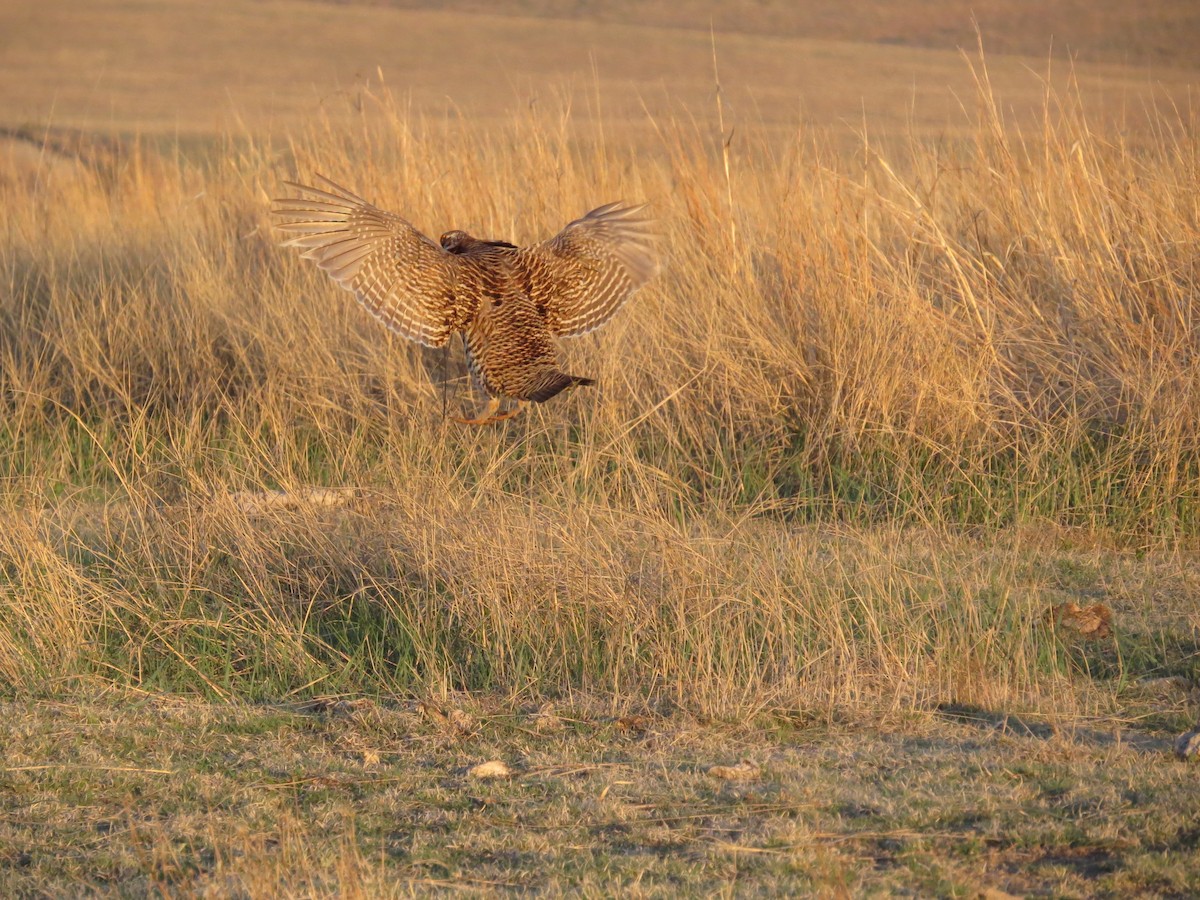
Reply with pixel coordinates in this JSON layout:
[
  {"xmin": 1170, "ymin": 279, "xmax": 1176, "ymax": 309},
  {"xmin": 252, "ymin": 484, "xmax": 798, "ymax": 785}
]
[{"xmin": 451, "ymin": 399, "xmax": 528, "ymax": 426}]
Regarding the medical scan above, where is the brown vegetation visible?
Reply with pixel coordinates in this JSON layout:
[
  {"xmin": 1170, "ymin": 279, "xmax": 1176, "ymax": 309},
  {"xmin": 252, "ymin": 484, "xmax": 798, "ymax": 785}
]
[
  {"xmin": 1, "ymin": 50, "xmax": 1198, "ymax": 710},
  {"xmin": 1, "ymin": 2, "xmax": 1198, "ymax": 891}
]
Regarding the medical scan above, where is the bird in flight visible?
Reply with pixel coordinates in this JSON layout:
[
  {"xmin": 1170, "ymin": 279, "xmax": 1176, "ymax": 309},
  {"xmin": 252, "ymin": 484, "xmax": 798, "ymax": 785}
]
[{"xmin": 273, "ymin": 176, "xmax": 658, "ymax": 425}]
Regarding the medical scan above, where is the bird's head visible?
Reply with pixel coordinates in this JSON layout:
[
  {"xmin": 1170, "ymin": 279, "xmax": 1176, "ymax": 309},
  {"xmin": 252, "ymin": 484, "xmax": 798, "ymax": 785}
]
[
  {"xmin": 440, "ymin": 231, "xmax": 519, "ymax": 255},
  {"xmin": 439, "ymin": 230, "xmax": 474, "ymax": 253}
]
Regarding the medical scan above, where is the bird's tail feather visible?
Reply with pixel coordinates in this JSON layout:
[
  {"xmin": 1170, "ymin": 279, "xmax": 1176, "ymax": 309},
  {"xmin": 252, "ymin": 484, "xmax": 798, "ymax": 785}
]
[{"xmin": 527, "ymin": 372, "xmax": 596, "ymax": 403}]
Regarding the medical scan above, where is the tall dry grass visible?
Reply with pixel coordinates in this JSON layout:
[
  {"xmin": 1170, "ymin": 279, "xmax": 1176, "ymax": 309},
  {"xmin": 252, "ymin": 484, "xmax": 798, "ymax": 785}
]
[{"xmin": 0, "ymin": 59, "xmax": 1196, "ymax": 714}]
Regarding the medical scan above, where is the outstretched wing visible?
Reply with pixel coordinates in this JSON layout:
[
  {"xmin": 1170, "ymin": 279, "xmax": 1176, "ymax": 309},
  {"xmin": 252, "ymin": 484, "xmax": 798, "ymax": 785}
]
[
  {"xmin": 273, "ymin": 176, "xmax": 461, "ymax": 347},
  {"xmin": 522, "ymin": 202, "xmax": 658, "ymax": 337}
]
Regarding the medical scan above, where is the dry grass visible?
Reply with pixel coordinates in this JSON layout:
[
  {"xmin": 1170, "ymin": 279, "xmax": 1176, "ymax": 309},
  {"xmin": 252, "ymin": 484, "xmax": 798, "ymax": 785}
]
[
  {"xmin": 2, "ymin": 687, "xmax": 1199, "ymax": 896},
  {"xmin": 2, "ymin": 52, "xmax": 1199, "ymax": 710},
  {"xmin": 1, "ymin": 16, "xmax": 1200, "ymax": 890}
]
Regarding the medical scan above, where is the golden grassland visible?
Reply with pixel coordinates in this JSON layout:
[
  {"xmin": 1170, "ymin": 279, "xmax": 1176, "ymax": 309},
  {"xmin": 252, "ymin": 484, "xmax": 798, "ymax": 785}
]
[
  {"xmin": 3, "ymin": 47, "xmax": 1198, "ymax": 711},
  {"xmin": 2, "ymin": 2, "xmax": 1200, "ymax": 891}
]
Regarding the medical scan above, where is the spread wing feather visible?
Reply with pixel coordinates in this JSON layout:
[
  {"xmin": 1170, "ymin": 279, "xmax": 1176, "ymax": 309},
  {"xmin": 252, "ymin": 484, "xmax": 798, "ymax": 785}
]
[
  {"xmin": 272, "ymin": 175, "xmax": 461, "ymax": 348},
  {"xmin": 523, "ymin": 202, "xmax": 658, "ymax": 337}
]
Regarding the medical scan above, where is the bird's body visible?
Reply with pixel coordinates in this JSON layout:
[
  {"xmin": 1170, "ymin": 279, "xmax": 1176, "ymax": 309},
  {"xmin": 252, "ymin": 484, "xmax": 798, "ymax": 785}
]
[
  {"xmin": 272, "ymin": 177, "xmax": 656, "ymax": 424},
  {"xmin": 445, "ymin": 239, "xmax": 594, "ymax": 404}
]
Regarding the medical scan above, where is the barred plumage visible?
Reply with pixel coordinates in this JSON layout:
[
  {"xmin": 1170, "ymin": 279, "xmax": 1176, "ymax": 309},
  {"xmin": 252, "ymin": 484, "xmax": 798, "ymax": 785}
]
[{"xmin": 273, "ymin": 176, "xmax": 657, "ymax": 424}]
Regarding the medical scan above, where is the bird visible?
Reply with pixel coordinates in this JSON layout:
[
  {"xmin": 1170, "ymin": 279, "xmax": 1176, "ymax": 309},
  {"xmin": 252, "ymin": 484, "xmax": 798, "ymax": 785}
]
[{"xmin": 272, "ymin": 175, "xmax": 658, "ymax": 425}]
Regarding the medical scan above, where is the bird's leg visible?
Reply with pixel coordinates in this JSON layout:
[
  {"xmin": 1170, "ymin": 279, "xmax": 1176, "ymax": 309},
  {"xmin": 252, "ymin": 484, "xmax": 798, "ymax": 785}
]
[
  {"xmin": 487, "ymin": 401, "xmax": 528, "ymax": 423},
  {"xmin": 451, "ymin": 397, "xmax": 500, "ymax": 426},
  {"xmin": 452, "ymin": 398, "xmax": 528, "ymax": 426}
]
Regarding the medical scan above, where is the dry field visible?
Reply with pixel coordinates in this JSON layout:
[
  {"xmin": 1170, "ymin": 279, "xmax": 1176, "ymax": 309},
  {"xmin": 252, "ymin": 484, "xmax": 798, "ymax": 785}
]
[
  {"xmin": 3, "ymin": 0, "xmax": 1198, "ymax": 139},
  {"xmin": 2, "ymin": 0, "xmax": 1200, "ymax": 894}
]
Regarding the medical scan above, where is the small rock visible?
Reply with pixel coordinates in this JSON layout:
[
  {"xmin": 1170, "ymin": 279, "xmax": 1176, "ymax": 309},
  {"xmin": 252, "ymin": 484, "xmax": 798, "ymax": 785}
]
[
  {"xmin": 448, "ymin": 708, "xmax": 476, "ymax": 736},
  {"xmin": 614, "ymin": 715, "xmax": 651, "ymax": 735},
  {"xmin": 707, "ymin": 760, "xmax": 760, "ymax": 782},
  {"xmin": 1174, "ymin": 727, "xmax": 1200, "ymax": 760},
  {"xmin": 302, "ymin": 697, "xmax": 372, "ymax": 718},
  {"xmin": 1044, "ymin": 602, "xmax": 1113, "ymax": 640},
  {"xmin": 468, "ymin": 760, "xmax": 513, "ymax": 779},
  {"xmin": 415, "ymin": 701, "xmax": 448, "ymax": 727},
  {"xmin": 531, "ymin": 704, "xmax": 565, "ymax": 734},
  {"xmin": 417, "ymin": 702, "xmax": 475, "ymax": 736}
]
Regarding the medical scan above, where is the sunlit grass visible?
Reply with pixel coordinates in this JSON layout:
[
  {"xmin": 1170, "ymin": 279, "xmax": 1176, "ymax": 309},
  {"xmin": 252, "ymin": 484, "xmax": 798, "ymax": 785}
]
[{"xmin": 1, "ymin": 54, "xmax": 1197, "ymax": 718}]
